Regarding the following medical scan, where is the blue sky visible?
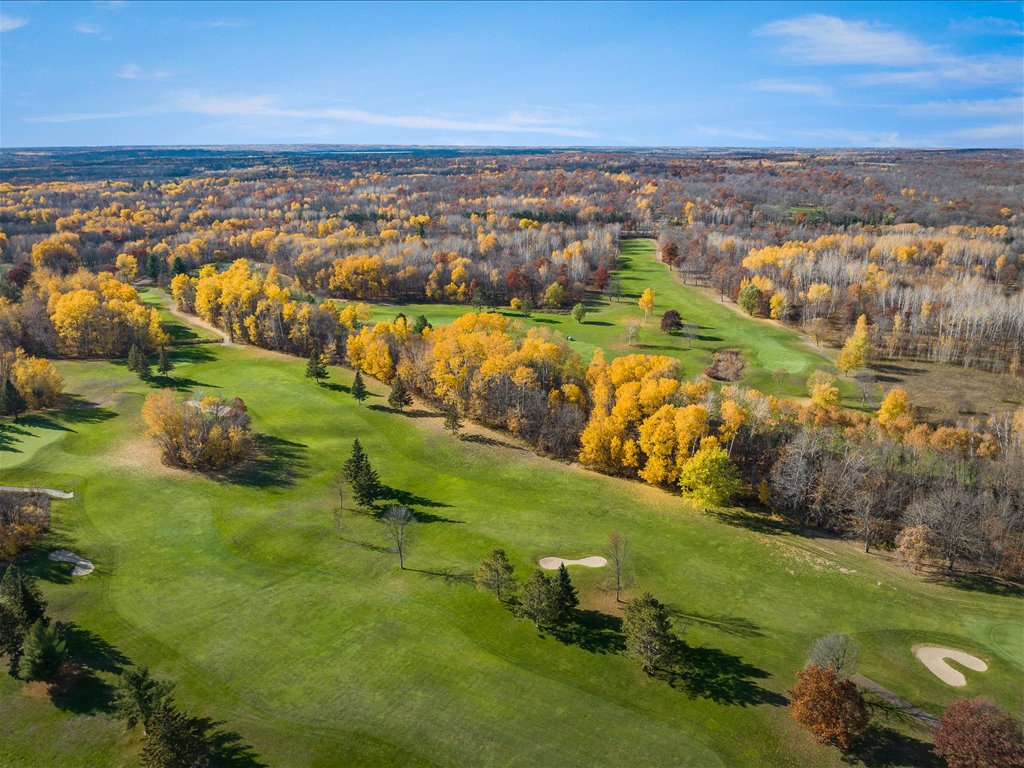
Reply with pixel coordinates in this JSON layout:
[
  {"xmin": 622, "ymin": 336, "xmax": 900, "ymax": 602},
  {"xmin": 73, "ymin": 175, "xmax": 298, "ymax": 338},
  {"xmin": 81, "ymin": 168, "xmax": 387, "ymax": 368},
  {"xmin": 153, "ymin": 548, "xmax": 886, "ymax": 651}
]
[{"xmin": 1, "ymin": 1, "xmax": 1021, "ymax": 148}]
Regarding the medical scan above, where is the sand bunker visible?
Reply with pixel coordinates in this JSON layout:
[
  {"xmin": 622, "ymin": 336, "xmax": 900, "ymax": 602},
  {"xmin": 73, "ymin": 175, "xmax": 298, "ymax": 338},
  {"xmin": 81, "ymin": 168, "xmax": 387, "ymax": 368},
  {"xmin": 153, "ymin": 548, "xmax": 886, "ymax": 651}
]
[
  {"xmin": 914, "ymin": 645, "xmax": 987, "ymax": 687},
  {"xmin": 0, "ymin": 486, "xmax": 74, "ymax": 499},
  {"xmin": 48, "ymin": 550, "xmax": 94, "ymax": 577},
  {"xmin": 538, "ymin": 556, "xmax": 607, "ymax": 569}
]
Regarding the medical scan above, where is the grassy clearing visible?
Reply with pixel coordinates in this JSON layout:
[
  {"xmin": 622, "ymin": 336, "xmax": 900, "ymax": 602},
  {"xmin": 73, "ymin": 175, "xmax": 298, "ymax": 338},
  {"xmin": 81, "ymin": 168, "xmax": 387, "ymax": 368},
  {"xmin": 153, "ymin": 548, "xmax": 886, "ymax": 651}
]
[
  {"xmin": 1, "ymin": 298, "xmax": 1021, "ymax": 767},
  {"xmin": 351, "ymin": 239, "xmax": 854, "ymax": 403}
]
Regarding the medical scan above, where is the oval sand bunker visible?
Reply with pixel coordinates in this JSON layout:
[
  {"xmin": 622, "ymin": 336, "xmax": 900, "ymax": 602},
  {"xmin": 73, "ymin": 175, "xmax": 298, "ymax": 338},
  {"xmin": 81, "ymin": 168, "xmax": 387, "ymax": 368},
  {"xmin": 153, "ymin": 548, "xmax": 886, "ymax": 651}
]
[
  {"xmin": 539, "ymin": 556, "xmax": 607, "ymax": 569},
  {"xmin": 49, "ymin": 550, "xmax": 94, "ymax": 577},
  {"xmin": 914, "ymin": 645, "xmax": 987, "ymax": 687}
]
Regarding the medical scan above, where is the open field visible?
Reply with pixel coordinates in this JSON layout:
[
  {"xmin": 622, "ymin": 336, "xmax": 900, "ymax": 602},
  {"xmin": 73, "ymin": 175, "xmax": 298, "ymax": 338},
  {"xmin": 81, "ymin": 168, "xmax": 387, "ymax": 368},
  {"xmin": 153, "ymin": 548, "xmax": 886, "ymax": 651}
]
[
  {"xmin": 1, "ymin": 302, "xmax": 1021, "ymax": 767},
  {"xmin": 350, "ymin": 239, "xmax": 860, "ymax": 404}
]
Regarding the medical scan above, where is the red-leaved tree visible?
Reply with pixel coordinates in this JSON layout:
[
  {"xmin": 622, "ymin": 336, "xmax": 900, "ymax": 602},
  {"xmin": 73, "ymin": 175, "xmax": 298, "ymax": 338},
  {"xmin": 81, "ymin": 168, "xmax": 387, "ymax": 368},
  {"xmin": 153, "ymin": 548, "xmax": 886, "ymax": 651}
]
[
  {"xmin": 788, "ymin": 664, "xmax": 868, "ymax": 750},
  {"xmin": 933, "ymin": 698, "xmax": 1024, "ymax": 768}
]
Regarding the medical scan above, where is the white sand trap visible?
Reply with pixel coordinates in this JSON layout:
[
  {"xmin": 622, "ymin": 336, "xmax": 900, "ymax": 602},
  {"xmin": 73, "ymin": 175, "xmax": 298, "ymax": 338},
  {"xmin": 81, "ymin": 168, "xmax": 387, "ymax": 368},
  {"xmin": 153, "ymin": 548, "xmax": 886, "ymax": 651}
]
[
  {"xmin": 0, "ymin": 485, "xmax": 74, "ymax": 499},
  {"xmin": 914, "ymin": 645, "xmax": 987, "ymax": 687},
  {"xmin": 539, "ymin": 556, "xmax": 607, "ymax": 570},
  {"xmin": 48, "ymin": 550, "xmax": 94, "ymax": 577}
]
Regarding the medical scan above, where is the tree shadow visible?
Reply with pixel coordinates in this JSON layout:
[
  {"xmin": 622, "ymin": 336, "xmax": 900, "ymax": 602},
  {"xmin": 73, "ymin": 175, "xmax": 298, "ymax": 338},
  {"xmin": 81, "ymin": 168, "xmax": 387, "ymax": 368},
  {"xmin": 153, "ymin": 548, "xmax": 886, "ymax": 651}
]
[
  {"xmin": 320, "ymin": 381, "xmax": 350, "ymax": 394},
  {"xmin": 368, "ymin": 404, "xmax": 439, "ymax": 419},
  {"xmin": 190, "ymin": 716, "xmax": 268, "ymax": 768},
  {"xmin": 338, "ymin": 535, "xmax": 389, "ymax": 554},
  {"xmin": 696, "ymin": 334, "xmax": 722, "ymax": 342},
  {"xmin": 843, "ymin": 724, "xmax": 943, "ymax": 768},
  {"xmin": 550, "ymin": 609, "xmax": 625, "ymax": 654},
  {"xmin": 0, "ymin": 419, "xmax": 33, "ymax": 452},
  {"xmin": 706, "ymin": 509, "xmax": 793, "ymax": 536},
  {"xmin": 404, "ymin": 566, "xmax": 473, "ymax": 584},
  {"xmin": 672, "ymin": 610, "xmax": 765, "ymax": 638},
  {"xmin": 931, "ymin": 572, "xmax": 1024, "ymax": 598},
  {"xmin": 49, "ymin": 623, "xmax": 129, "ymax": 714},
  {"xmin": 167, "ymin": 343, "xmax": 219, "ymax": 364},
  {"xmin": 58, "ymin": 395, "xmax": 118, "ymax": 425},
  {"xmin": 379, "ymin": 485, "xmax": 452, "ymax": 510},
  {"xmin": 149, "ymin": 374, "xmax": 218, "ymax": 391},
  {"xmin": 584, "ymin": 320, "xmax": 613, "ymax": 327},
  {"xmin": 530, "ymin": 317, "xmax": 559, "ymax": 325},
  {"xmin": 663, "ymin": 639, "xmax": 786, "ymax": 707},
  {"xmin": 459, "ymin": 433, "xmax": 525, "ymax": 451},
  {"xmin": 227, "ymin": 434, "xmax": 309, "ymax": 489}
]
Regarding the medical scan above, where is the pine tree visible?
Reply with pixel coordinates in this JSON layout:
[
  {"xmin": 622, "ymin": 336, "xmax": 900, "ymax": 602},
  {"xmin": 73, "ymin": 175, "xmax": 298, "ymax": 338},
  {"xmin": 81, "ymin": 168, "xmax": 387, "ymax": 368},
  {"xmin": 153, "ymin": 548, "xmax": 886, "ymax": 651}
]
[
  {"xmin": 443, "ymin": 404, "xmax": 462, "ymax": 436},
  {"xmin": 350, "ymin": 370, "xmax": 367, "ymax": 403},
  {"xmin": 18, "ymin": 619, "xmax": 67, "ymax": 681},
  {"xmin": 140, "ymin": 705, "xmax": 208, "ymax": 768},
  {"xmin": 474, "ymin": 549, "xmax": 517, "ymax": 602},
  {"xmin": 0, "ymin": 565, "xmax": 47, "ymax": 629},
  {"xmin": 114, "ymin": 666, "xmax": 175, "ymax": 733},
  {"xmin": 0, "ymin": 377, "xmax": 27, "ymax": 419},
  {"xmin": 412, "ymin": 314, "xmax": 431, "ymax": 334},
  {"xmin": 342, "ymin": 439, "xmax": 382, "ymax": 508},
  {"xmin": 622, "ymin": 592, "xmax": 674, "ymax": 673},
  {"xmin": 517, "ymin": 571, "xmax": 558, "ymax": 628},
  {"xmin": 157, "ymin": 347, "xmax": 172, "ymax": 376},
  {"xmin": 552, "ymin": 564, "xmax": 579, "ymax": 625},
  {"xmin": 128, "ymin": 343, "xmax": 150, "ymax": 379},
  {"xmin": 388, "ymin": 376, "xmax": 413, "ymax": 411},
  {"xmin": 305, "ymin": 348, "xmax": 328, "ymax": 384}
]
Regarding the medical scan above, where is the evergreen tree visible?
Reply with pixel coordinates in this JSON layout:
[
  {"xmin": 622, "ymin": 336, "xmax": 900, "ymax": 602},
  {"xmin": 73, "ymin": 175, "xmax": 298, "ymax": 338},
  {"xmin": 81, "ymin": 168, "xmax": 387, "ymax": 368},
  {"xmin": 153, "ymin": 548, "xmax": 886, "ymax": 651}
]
[
  {"xmin": 517, "ymin": 571, "xmax": 558, "ymax": 628},
  {"xmin": 388, "ymin": 377, "xmax": 413, "ymax": 411},
  {"xmin": 342, "ymin": 439, "xmax": 382, "ymax": 508},
  {"xmin": 305, "ymin": 348, "xmax": 328, "ymax": 384},
  {"xmin": 350, "ymin": 370, "xmax": 368, "ymax": 403},
  {"xmin": 140, "ymin": 705, "xmax": 209, "ymax": 768},
  {"xmin": 474, "ymin": 549, "xmax": 517, "ymax": 602},
  {"xmin": 552, "ymin": 564, "xmax": 579, "ymax": 625},
  {"xmin": 443, "ymin": 404, "xmax": 462, "ymax": 436},
  {"xmin": 114, "ymin": 665, "xmax": 176, "ymax": 733},
  {"xmin": 157, "ymin": 346, "xmax": 172, "ymax": 376},
  {"xmin": 622, "ymin": 592, "xmax": 674, "ymax": 673},
  {"xmin": 127, "ymin": 343, "xmax": 150, "ymax": 379},
  {"xmin": 412, "ymin": 314, "xmax": 431, "ymax": 334},
  {"xmin": 0, "ymin": 565, "xmax": 47, "ymax": 629},
  {"xmin": 0, "ymin": 377, "xmax": 27, "ymax": 419},
  {"xmin": 18, "ymin": 619, "xmax": 67, "ymax": 681}
]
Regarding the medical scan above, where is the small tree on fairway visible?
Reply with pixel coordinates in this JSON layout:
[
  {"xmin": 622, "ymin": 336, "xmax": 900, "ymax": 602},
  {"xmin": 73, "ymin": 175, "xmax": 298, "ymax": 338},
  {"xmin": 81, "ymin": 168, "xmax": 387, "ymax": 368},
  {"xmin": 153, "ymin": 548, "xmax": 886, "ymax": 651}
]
[
  {"xmin": 933, "ymin": 697, "xmax": 1024, "ymax": 768},
  {"xmin": 807, "ymin": 634, "xmax": 859, "ymax": 678},
  {"xmin": 381, "ymin": 505, "xmax": 415, "ymax": 569},
  {"xmin": 0, "ymin": 377, "xmax": 27, "ymax": 419},
  {"xmin": 517, "ymin": 570, "xmax": 558, "ymax": 628},
  {"xmin": 571, "ymin": 303, "xmax": 587, "ymax": 324},
  {"xmin": 17, "ymin": 619, "xmax": 67, "ymax": 681},
  {"xmin": 552, "ymin": 564, "xmax": 578, "ymax": 625},
  {"xmin": 443, "ymin": 403, "xmax": 462, "ymax": 436},
  {"xmin": 475, "ymin": 549, "xmax": 517, "ymax": 602},
  {"xmin": 342, "ymin": 439, "xmax": 382, "ymax": 508},
  {"xmin": 305, "ymin": 348, "xmax": 328, "ymax": 384},
  {"xmin": 128, "ymin": 343, "xmax": 150, "ymax": 379},
  {"xmin": 622, "ymin": 592, "xmax": 673, "ymax": 673},
  {"xmin": 660, "ymin": 309, "xmax": 682, "ymax": 334},
  {"xmin": 113, "ymin": 666, "xmax": 175, "ymax": 734},
  {"xmin": 140, "ymin": 705, "xmax": 208, "ymax": 768},
  {"xmin": 788, "ymin": 664, "xmax": 868, "ymax": 750},
  {"xmin": 157, "ymin": 347, "xmax": 172, "ymax": 376},
  {"xmin": 388, "ymin": 377, "xmax": 413, "ymax": 411},
  {"xmin": 350, "ymin": 370, "xmax": 367, "ymax": 403},
  {"xmin": 605, "ymin": 532, "xmax": 630, "ymax": 602}
]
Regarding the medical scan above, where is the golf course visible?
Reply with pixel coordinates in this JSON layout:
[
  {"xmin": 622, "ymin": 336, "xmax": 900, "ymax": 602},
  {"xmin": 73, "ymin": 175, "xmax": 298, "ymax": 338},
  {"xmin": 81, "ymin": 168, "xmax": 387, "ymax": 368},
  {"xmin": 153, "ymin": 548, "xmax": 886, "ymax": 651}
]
[{"xmin": 1, "ymin": 266, "xmax": 1021, "ymax": 767}]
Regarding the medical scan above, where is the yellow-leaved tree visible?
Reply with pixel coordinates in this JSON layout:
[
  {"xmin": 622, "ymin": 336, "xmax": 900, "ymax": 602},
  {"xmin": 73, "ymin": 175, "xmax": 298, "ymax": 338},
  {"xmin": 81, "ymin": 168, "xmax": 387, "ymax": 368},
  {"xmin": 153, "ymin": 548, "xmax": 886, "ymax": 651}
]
[
  {"xmin": 836, "ymin": 315, "xmax": 870, "ymax": 374},
  {"xmin": 638, "ymin": 288, "xmax": 656, "ymax": 323}
]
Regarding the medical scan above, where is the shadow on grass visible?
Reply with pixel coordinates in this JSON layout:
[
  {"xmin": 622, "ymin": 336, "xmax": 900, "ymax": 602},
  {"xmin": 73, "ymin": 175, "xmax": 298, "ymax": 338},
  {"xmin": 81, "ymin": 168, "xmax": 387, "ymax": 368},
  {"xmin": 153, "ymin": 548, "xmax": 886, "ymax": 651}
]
[
  {"xmin": 459, "ymin": 433, "xmax": 525, "ymax": 451},
  {"xmin": 0, "ymin": 420, "xmax": 33, "ymax": 452},
  {"xmin": 665, "ymin": 639, "xmax": 786, "ymax": 707},
  {"xmin": 930, "ymin": 572, "xmax": 1024, "ymax": 598},
  {"xmin": 168, "ymin": 344, "xmax": 219, "ymax": 364},
  {"xmin": 843, "ymin": 724, "xmax": 943, "ymax": 768},
  {"xmin": 404, "ymin": 566, "xmax": 473, "ymax": 584},
  {"xmin": 368, "ymin": 404, "xmax": 439, "ymax": 419},
  {"xmin": 379, "ymin": 485, "xmax": 452, "ymax": 510},
  {"xmin": 59, "ymin": 395, "xmax": 118, "ymax": 425},
  {"xmin": 583, "ymin": 320, "xmax": 613, "ymax": 327},
  {"xmin": 672, "ymin": 610, "xmax": 765, "ymax": 639},
  {"xmin": 190, "ymin": 716, "xmax": 268, "ymax": 768},
  {"xmin": 228, "ymin": 434, "xmax": 309, "ymax": 489},
  {"xmin": 149, "ymin": 374, "xmax": 218, "ymax": 391},
  {"xmin": 706, "ymin": 509, "xmax": 793, "ymax": 536},
  {"xmin": 320, "ymin": 381, "xmax": 350, "ymax": 394},
  {"xmin": 49, "ymin": 623, "xmax": 129, "ymax": 715},
  {"xmin": 550, "ymin": 609, "xmax": 625, "ymax": 655}
]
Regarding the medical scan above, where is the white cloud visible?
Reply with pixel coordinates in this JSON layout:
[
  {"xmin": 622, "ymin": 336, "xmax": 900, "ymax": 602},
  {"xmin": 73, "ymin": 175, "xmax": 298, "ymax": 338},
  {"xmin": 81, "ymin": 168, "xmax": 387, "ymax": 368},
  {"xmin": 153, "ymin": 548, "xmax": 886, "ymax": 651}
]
[
  {"xmin": 117, "ymin": 64, "xmax": 171, "ymax": 81},
  {"xmin": 192, "ymin": 20, "xmax": 244, "ymax": 29},
  {"xmin": 756, "ymin": 14, "xmax": 1021, "ymax": 88},
  {"xmin": 1, "ymin": 14, "xmax": 27, "ymax": 32},
  {"xmin": 694, "ymin": 125, "xmax": 771, "ymax": 142},
  {"xmin": 950, "ymin": 17, "xmax": 1024, "ymax": 37},
  {"xmin": 26, "ymin": 92, "xmax": 599, "ymax": 138},
  {"xmin": 789, "ymin": 128, "xmax": 913, "ymax": 147},
  {"xmin": 755, "ymin": 15, "xmax": 935, "ymax": 66},
  {"xmin": 902, "ymin": 96, "xmax": 1024, "ymax": 118},
  {"xmin": 73, "ymin": 22, "xmax": 101, "ymax": 34},
  {"xmin": 949, "ymin": 123, "xmax": 1024, "ymax": 142},
  {"xmin": 751, "ymin": 79, "xmax": 834, "ymax": 99}
]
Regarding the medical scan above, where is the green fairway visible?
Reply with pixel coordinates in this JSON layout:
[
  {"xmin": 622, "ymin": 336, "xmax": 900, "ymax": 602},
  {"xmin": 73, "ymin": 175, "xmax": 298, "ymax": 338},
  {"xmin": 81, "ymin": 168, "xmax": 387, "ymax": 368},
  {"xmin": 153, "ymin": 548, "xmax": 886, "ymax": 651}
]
[
  {"xmin": 351, "ymin": 239, "xmax": 853, "ymax": 402},
  {"xmin": 1, "ymin": 300, "xmax": 1021, "ymax": 768}
]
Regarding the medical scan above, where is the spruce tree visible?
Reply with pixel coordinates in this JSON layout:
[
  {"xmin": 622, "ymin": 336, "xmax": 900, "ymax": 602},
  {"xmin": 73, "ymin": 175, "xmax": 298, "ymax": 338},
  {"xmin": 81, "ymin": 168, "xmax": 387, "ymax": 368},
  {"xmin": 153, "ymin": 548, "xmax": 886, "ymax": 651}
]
[
  {"xmin": 18, "ymin": 619, "xmax": 67, "ymax": 681},
  {"xmin": 0, "ymin": 565, "xmax": 47, "ymax": 629},
  {"xmin": 412, "ymin": 314, "xmax": 431, "ymax": 334},
  {"xmin": 517, "ymin": 571, "xmax": 558, "ymax": 628},
  {"xmin": 128, "ymin": 343, "xmax": 150, "ymax": 379},
  {"xmin": 622, "ymin": 592, "xmax": 674, "ymax": 673},
  {"xmin": 140, "ymin": 705, "xmax": 208, "ymax": 768},
  {"xmin": 0, "ymin": 377, "xmax": 26, "ymax": 419},
  {"xmin": 114, "ymin": 666, "xmax": 176, "ymax": 733},
  {"xmin": 552, "ymin": 564, "xmax": 579, "ymax": 625},
  {"xmin": 443, "ymin": 404, "xmax": 462, "ymax": 436},
  {"xmin": 157, "ymin": 346, "xmax": 172, "ymax": 376},
  {"xmin": 342, "ymin": 439, "xmax": 382, "ymax": 508},
  {"xmin": 305, "ymin": 349, "xmax": 328, "ymax": 384},
  {"xmin": 388, "ymin": 377, "xmax": 413, "ymax": 411},
  {"xmin": 351, "ymin": 370, "xmax": 367, "ymax": 403}
]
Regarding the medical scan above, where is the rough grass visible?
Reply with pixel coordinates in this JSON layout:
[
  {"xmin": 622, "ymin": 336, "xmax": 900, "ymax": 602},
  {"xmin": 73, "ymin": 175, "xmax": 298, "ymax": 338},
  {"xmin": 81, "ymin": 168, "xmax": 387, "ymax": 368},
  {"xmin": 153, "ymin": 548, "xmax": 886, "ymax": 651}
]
[{"xmin": 0, "ymin": 302, "xmax": 1021, "ymax": 768}]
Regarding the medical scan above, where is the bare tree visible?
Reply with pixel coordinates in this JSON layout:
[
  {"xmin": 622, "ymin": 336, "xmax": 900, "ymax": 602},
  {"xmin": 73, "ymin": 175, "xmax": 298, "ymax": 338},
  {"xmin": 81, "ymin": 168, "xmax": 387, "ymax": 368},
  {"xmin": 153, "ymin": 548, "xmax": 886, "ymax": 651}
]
[
  {"xmin": 625, "ymin": 319, "xmax": 642, "ymax": 347},
  {"xmin": 605, "ymin": 532, "xmax": 631, "ymax": 602},
  {"xmin": 807, "ymin": 633, "xmax": 859, "ymax": 678},
  {"xmin": 381, "ymin": 505, "xmax": 415, "ymax": 569}
]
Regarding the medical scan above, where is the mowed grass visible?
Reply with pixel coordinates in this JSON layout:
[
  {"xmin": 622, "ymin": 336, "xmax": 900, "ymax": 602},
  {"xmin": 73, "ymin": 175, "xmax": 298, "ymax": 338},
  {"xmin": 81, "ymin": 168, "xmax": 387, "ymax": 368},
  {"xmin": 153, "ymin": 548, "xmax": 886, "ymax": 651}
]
[
  {"xmin": 0, "ymin": 306, "xmax": 1022, "ymax": 767},
  {"xmin": 352, "ymin": 239, "xmax": 853, "ymax": 402}
]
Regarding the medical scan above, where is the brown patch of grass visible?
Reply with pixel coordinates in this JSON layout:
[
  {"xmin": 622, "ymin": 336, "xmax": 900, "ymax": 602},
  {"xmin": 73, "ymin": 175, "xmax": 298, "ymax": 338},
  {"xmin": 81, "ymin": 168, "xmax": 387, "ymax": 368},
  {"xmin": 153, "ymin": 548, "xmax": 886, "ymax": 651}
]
[{"xmin": 873, "ymin": 359, "xmax": 1022, "ymax": 423}]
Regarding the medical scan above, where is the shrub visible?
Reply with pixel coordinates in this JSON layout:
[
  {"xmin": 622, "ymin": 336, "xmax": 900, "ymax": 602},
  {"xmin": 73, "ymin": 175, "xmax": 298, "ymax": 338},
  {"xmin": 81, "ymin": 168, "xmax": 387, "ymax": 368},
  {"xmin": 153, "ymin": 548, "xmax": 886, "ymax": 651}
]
[{"xmin": 142, "ymin": 390, "xmax": 255, "ymax": 470}]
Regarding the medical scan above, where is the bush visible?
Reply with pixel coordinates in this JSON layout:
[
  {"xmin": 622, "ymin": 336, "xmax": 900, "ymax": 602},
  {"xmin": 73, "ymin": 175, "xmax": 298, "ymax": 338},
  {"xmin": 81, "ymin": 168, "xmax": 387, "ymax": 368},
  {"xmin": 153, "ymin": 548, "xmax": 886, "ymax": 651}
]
[
  {"xmin": 704, "ymin": 349, "xmax": 744, "ymax": 381},
  {"xmin": 142, "ymin": 390, "xmax": 255, "ymax": 470},
  {"xmin": 933, "ymin": 697, "xmax": 1024, "ymax": 768}
]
